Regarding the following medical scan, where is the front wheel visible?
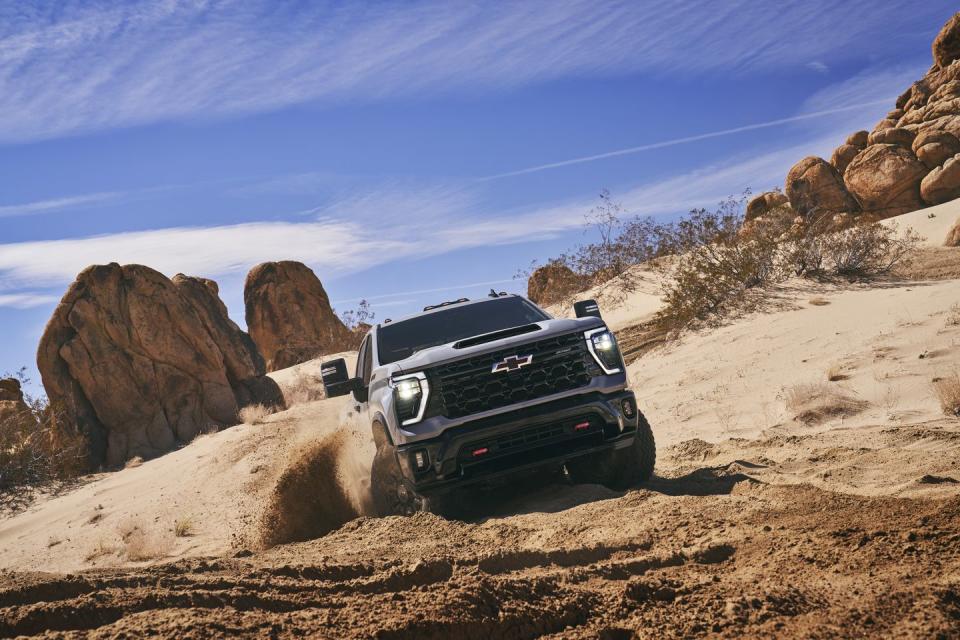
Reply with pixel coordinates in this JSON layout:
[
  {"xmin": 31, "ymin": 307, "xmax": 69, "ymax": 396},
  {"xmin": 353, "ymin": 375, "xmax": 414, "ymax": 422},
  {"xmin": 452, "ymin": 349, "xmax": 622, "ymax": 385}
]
[{"xmin": 565, "ymin": 412, "xmax": 656, "ymax": 489}]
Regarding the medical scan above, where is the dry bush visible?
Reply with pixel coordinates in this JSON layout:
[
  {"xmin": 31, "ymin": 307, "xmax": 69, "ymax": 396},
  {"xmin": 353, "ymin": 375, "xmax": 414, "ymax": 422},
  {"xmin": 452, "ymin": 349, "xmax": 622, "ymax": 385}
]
[
  {"xmin": 0, "ymin": 377, "xmax": 87, "ymax": 492},
  {"xmin": 946, "ymin": 304, "xmax": 960, "ymax": 327},
  {"xmin": 124, "ymin": 456, "xmax": 143, "ymax": 469},
  {"xmin": 786, "ymin": 219, "xmax": 919, "ymax": 279},
  {"xmin": 84, "ymin": 538, "xmax": 118, "ymax": 562},
  {"xmin": 808, "ymin": 297, "xmax": 830, "ymax": 306},
  {"xmin": 239, "ymin": 403, "xmax": 273, "ymax": 425},
  {"xmin": 933, "ymin": 372, "xmax": 960, "ymax": 417},
  {"xmin": 826, "ymin": 364, "xmax": 850, "ymax": 382},
  {"xmin": 174, "ymin": 517, "xmax": 194, "ymax": 537},
  {"xmin": 785, "ymin": 382, "xmax": 868, "ymax": 424}
]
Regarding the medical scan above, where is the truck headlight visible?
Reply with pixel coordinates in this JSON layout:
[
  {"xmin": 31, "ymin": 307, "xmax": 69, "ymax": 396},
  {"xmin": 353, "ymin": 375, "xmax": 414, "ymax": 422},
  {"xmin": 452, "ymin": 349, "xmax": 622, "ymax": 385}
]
[
  {"xmin": 391, "ymin": 373, "xmax": 429, "ymax": 425},
  {"xmin": 585, "ymin": 328, "xmax": 623, "ymax": 374}
]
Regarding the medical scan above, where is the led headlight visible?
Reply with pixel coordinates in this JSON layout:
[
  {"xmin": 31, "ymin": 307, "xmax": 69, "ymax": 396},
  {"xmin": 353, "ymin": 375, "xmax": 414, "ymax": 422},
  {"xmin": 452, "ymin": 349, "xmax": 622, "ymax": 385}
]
[
  {"xmin": 391, "ymin": 373, "xmax": 429, "ymax": 425},
  {"xmin": 585, "ymin": 328, "xmax": 623, "ymax": 374}
]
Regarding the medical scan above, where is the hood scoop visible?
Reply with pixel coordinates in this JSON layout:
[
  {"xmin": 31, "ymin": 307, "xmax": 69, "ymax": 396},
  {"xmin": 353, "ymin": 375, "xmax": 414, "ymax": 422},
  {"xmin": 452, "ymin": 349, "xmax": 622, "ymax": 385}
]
[{"xmin": 453, "ymin": 324, "xmax": 541, "ymax": 349}]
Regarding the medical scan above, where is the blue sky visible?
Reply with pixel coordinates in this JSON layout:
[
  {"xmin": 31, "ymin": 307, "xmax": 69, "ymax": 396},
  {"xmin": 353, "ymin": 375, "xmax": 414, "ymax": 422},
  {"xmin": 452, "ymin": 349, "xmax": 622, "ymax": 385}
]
[{"xmin": 0, "ymin": 0, "xmax": 956, "ymax": 393}]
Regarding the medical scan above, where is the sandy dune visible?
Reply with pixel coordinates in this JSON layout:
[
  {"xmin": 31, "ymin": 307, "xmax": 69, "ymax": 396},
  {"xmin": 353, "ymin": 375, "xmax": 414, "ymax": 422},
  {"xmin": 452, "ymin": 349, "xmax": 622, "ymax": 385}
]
[{"xmin": 1, "ymin": 208, "xmax": 960, "ymax": 637}]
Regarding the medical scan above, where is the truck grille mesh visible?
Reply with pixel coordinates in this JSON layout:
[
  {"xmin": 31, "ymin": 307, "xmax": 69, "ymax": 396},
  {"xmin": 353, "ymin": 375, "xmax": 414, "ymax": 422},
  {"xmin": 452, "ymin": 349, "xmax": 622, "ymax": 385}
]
[{"xmin": 426, "ymin": 332, "xmax": 593, "ymax": 419}]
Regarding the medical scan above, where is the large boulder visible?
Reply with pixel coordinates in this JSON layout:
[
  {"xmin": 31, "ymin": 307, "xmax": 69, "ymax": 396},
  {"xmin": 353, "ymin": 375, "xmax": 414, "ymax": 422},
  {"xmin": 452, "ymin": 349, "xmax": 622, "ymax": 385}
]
[
  {"xmin": 172, "ymin": 274, "xmax": 283, "ymax": 409},
  {"xmin": 0, "ymin": 378, "xmax": 34, "ymax": 431},
  {"xmin": 946, "ymin": 219, "xmax": 960, "ymax": 247},
  {"xmin": 527, "ymin": 262, "xmax": 583, "ymax": 306},
  {"xmin": 867, "ymin": 127, "xmax": 916, "ymax": 147},
  {"xmin": 846, "ymin": 131, "xmax": 869, "ymax": 148},
  {"xmin": 843, "ymin": 144, "xmax": 927, "ymax": 218},
  {"xmin": 784, "ymin": 156, "xmax": 860, "ymax": 218},
  {"xmin": 744, "ymin": 191, "xmax": 789, "ymax": 222},
  {"xmin": 37, "ymin": 264, "xmax": 275, "ymax": 467},
  {"xmin": 830, "ymin": 144, "xmax": 861, "ymax": 175},
  {"xmin": 244, "ymin": 261, "xmax": 352, "ymax": 372},
  {"xmin": 920, "ymin": 153, "xmax": 960, "ymax": 205},
  {"xmin": 912, "ymin": 129, "xmax": 960, "ymax": 169},
  {"xmin": 933, "ymin": 12, "xmax": 960, "ymax": 69}
]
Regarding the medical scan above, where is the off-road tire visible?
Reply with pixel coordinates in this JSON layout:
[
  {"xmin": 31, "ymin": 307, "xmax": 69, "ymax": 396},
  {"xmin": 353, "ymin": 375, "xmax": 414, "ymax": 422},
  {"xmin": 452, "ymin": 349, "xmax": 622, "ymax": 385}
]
[
  {"xmin": 369, "ymin": 420, "xmax": 424, "ymax": 516},
  {"xmin": 565, "ymin": 411, "xmax": 656, "ymax": 489}
]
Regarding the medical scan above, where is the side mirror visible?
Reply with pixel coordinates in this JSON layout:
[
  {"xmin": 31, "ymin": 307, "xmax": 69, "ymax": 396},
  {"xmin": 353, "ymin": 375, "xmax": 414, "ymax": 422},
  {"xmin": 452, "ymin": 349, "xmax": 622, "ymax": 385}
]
[
  {"xmin": 574, "ymin": 299, "xmax": 602, "ymax": 319},
  {"xmin": 321, "ymin": 358, "xmax": 356, "ymax": 398}
]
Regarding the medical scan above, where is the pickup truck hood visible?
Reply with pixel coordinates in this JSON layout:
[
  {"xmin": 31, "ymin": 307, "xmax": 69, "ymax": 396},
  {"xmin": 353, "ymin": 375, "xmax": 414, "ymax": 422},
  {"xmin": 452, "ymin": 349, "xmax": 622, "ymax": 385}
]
[{"xmin": 395, "ymin": 316, "xmax": 605, "ymax": 374}]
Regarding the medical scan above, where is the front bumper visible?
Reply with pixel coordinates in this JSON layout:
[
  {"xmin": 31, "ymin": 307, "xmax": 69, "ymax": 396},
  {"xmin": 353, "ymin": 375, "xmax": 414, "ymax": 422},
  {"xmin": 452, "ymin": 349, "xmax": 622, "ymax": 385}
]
[{"xmin": 396, "ymin": 389, "xmax": 639, "ymax": 494}]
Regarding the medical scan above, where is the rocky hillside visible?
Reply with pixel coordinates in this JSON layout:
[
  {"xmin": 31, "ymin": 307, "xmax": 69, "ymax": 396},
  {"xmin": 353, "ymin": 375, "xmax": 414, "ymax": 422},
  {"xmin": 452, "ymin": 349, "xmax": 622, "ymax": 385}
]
[{"xmin": 749, "ymin": 12, "xmax": 960, "ymax": 239}]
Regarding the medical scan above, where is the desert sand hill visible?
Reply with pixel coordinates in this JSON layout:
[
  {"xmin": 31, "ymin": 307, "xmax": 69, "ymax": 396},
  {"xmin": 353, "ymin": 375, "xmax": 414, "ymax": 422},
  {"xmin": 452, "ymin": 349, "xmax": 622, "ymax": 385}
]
[{"xmin": 1, "ymin": 208, "xmax": 960, "ymax": 637}]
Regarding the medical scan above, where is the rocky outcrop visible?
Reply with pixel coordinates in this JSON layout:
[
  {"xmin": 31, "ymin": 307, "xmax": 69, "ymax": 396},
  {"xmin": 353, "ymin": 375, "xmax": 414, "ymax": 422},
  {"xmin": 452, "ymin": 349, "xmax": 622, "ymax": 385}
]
[
  {"xmin": 921, "ymin": 154, "xmax": 960, "ymax": 205},
  {"xmin": 912, "ymin": 130, "xmax": 960, "ymax": 169},
  {"xmin": 946, "ymin": 219, "xmax": 960, "ymax": 247},
  {"xmin": 527, "ymin": 262, "xmax": 583, "ymax": 306},
  {"xmin": 745, "ymin": 191, "xmax": 789, "ymax": 222},
  {"xmin": 172, "ymin": 274, "xmax": 283, "ymax": 409},
  {"xmin": 867, "ymin": 127, "xmax": 915, "ymax": 148},
  {"xmin": 785, "ymin": 156, "xmax": 860, "ymax": 218},
  {"xmin": 37, "ymin": 263, "xmax": 278, "ymax": 467},
  {"xmin": 757, "ymin": 14, "xmax": 960, "ymax": 229},
  {"xmin": 830, "ymin": 144, "xmax": 861, "ymax": 175},
  {"xmin": 933, "ymin": 13, "xmax": 960, "ymax": 69},
  {"xmin": 0, "ymin": 378, "xmax": 34, "ymax": 430},
  {"xmin": 244, "ymin": 261, "xmax": 352, "ymax": 371},
  {"xmin": 844, "ymin": 144, "xmax": 927, "ymax": 218}
]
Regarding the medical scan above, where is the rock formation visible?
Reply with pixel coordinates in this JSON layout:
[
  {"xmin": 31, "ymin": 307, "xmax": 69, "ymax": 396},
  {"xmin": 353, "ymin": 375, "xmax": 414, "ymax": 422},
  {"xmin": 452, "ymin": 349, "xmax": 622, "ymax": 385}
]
[
  {"xmin": 0, "ymin": 378, "xmax": 34, "ymax": 430},
  {"xmin": 37, "ymin": 263, "xmax": 280, "ymax": 467},
  {"xmin": 844, "ymin": 144, "xmax": 927, "ymax": 218},
  {"xmin": 784, "ymin": 156, "xmax": 860, "ymax": 218},
  {"xmin": 744, "ymin": 191, "xmax": 790, "ymax": 222},
  {"xmin": 946, "ymin": 218, "xmax": 960, "ymax": 247},
  {"xmin": 244, "ymin": 261, "xmax": 352, "ymax": 371},
  {"xmin": 759, "ymin": 14, "xmax": 960, "ymax": 229}
]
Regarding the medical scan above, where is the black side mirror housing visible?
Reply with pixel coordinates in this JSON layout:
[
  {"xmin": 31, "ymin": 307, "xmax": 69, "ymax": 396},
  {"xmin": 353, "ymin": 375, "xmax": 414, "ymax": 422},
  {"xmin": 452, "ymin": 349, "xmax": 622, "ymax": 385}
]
[
  {"xmin": 574, "ymin": 299, "xmax": 602, "ymax": 319},
  {"xmin": 321, "ymin": 357, "xmax": 368, "ymax": 401}
]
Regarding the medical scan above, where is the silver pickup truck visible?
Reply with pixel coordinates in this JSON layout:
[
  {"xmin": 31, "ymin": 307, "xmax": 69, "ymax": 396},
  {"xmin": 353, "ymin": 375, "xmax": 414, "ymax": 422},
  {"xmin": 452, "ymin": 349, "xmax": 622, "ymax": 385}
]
[{"xmin": 321, "ymin": 292, "xmax": 655, "ymax": 516}]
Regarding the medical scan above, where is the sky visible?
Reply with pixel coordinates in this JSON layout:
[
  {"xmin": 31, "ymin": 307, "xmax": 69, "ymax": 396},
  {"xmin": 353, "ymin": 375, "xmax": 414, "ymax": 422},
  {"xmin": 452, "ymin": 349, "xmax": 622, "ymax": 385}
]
[{"xmin": 0, "ymin": 0, "xmax": 956, "ymax": 395}]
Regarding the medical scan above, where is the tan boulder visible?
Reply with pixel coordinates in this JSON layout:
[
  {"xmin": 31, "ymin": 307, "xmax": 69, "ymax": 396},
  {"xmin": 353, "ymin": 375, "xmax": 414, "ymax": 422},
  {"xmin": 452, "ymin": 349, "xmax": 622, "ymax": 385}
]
[
  {"xmin": 920, "ymin": 153, "xmax": 960, "ymax": 205},
  {"xmin": 744, "ymin": 191, "xmax": 789, "ymax": 222},
  {"xmin": 172, "ymin": 274, "xmax": 284, "ymax": 410},
  {"xmin": 867, "ymin": 127, "xmax": 916, "ymax": 147},
  {"xmin": 845, "ymin": 131, "xmax": 869, "ymax": 148},
  {"xmin": 872, "ymin": 118, "xmax": 898, "ymax": 133},
  {"xmin": 37, "ymin": 264, "xmax": 268, "ymax": 467},
  {"xmin": 244, "ymin": 261, "xmax": 352, "ymax": 372},
  {"xmin": 933, "ymin": 12, "xmax": 960, "ymax": 68},
  {"xmin": 527, "ymin": 262, "xmax": 584, "ymax": 306},
  {"xmin": 784, "ymin": 156, "xmax": 860, "ymax": 218},
  {"xmin": 844, "ymin": 144, "xmax": 927, "ymax": 218},
  {"xmin": 0, "ymin": 378, "xmax": 35, "ymax": 431},
  {"xmin": 946, "ymin": 219, "xmax": 960, "ymax": 246},
  {"xmin": 912, "ymin": 129, "xmax": 960, "ymax": 169},
  {"xmin": 830, "ymin": 144, "xmax": 861, "ymax": 175}
]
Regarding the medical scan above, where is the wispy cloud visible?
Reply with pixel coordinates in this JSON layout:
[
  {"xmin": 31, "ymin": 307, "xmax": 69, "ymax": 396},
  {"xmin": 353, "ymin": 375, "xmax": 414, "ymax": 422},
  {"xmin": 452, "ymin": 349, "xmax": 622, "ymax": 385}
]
[
  {"xmin": 0, "ymin": 191, "xmax": 120, "ymax": 218},
  {"xmin": 0, "ymin": 293, "xmax": 60, "ymax": 309},
  {"xmin": 0, "ymin": 0, "xmax": 947, "ymax": 143},
  {"xmin": 480, "ymin": 99, "xmax": 893, "ymax": 180}
]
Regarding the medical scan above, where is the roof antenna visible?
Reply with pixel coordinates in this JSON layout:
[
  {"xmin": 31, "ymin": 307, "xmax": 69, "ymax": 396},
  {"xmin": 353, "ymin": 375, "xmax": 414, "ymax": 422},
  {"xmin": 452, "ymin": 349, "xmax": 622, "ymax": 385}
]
[{"xmin": 488, "ymin": 288, "xmax": 499, "ymax": 298}]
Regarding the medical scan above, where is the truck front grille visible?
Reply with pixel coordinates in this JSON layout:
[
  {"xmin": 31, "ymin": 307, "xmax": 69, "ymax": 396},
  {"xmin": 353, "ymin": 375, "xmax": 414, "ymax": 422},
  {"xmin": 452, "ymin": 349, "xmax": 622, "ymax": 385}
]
[{"xmin": 427, "ymin": 331, "xmax": 593, "ymax": 419}]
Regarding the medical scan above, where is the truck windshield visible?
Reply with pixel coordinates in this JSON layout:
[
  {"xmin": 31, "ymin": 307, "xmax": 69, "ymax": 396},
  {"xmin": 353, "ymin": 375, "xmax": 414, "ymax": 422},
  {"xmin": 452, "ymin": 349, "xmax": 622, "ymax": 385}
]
[{"xmin": 377, "ymin": 297, "xmax": 549, "ymax": 365}]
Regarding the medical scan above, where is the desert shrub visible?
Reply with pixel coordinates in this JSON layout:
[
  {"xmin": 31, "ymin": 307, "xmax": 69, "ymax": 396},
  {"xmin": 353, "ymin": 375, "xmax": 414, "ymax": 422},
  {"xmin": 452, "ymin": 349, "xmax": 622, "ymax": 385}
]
[
  {"xmin": 784, "ymin": 382, "xmax": 868, "ymax": 424},
  {"xmin": 283, "ymin": 369, "xmax": 326, "ymax": 406},
  {"xmin": 0, "ymin": 369, "xmax": 87, "ymax": 491},
  {"xmin": 239, "ymin": 403, "xmax": 273, "ymax": 425},
  {"xmin": 120, "ymin": 520, "xmax": 173, "ymax": 561},
  {"xmin": 174, "ymin": 516, "xmax": 194, "ymax": 537},
  {"xmin": 933, "ymin": 372, "xmax": 960, "ymax": 417},
  {"xmin": 337, "ymin": 299, "xmax": 375, "ymax": 349},
  {"xmin": 785, "ymin": 217, "xmax": 919, "ymax": 279}
]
